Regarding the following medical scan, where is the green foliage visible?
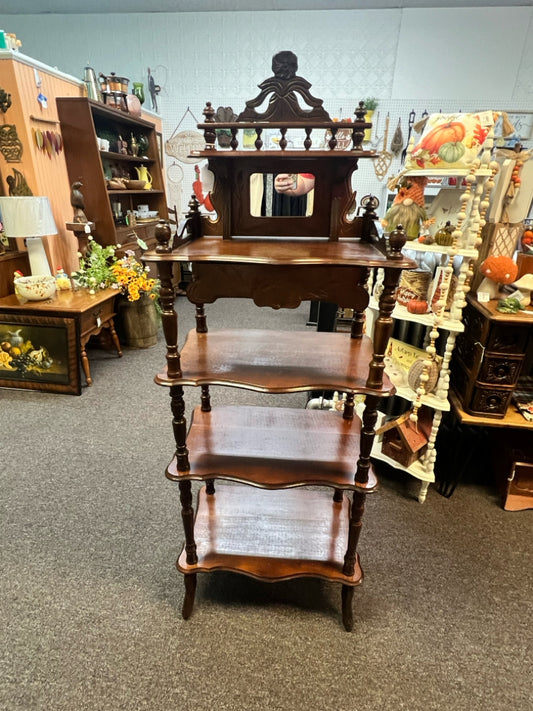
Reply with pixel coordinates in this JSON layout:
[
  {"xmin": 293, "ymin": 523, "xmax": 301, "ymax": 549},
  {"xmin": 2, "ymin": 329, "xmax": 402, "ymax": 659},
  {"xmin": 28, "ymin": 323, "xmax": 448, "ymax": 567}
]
[
  {"xmin": 71, "ymin": 237, "xmax": 117, "ymax": 293},
  {"xmin": 364, "ymin": 97, "xmax": 379, "ymax": 111}
]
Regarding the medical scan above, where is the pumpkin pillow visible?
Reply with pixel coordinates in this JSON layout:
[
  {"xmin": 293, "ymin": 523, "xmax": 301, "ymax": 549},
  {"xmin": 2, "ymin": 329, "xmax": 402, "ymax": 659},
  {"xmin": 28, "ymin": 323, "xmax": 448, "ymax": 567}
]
[{"xmin": 406, "ymin": 111, "xmax": 494, "ymax": 170}]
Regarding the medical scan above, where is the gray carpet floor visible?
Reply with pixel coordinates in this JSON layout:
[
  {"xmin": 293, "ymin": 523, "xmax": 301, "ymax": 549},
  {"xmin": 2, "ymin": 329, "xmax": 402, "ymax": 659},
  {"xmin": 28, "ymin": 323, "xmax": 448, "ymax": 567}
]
[{"xmin": 1, "ymin": 297, "xmax": 532, "ymax": 711}]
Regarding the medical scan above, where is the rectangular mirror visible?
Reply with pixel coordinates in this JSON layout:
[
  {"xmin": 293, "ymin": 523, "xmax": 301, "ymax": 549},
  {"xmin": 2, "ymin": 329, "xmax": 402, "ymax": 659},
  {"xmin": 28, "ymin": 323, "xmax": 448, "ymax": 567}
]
[{"xmin": 250, "ymin": 173, "xmax": 315, "ymax": 217}]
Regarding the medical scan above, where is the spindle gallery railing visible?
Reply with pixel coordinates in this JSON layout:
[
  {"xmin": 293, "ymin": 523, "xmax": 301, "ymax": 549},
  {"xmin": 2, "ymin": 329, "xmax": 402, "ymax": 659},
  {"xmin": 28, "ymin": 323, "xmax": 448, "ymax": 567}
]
[{"xmin": 197, "ymin": 99, "xmax": 371, "ymax": 152}]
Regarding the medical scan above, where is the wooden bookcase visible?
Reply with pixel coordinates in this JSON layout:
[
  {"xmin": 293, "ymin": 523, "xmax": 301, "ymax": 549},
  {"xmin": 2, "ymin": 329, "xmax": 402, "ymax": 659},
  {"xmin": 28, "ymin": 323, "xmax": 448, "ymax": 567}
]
[
  {"xmin": 143, "ymin": 53, "xmax": 416, "ymax": 630},
  {"xmin": 56, "ymin": 97, "xmax": 168, "ymax": 255}
]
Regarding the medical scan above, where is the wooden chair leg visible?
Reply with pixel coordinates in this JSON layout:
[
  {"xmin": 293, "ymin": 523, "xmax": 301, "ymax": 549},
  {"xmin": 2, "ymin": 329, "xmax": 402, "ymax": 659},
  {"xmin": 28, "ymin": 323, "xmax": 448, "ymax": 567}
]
[
  {"xmin": 341, "ymin": 584, "xmax": 354, "ymax": 631},
  {"xmin": 182, "ymin": 573, "xmax": 197, "ymax": 620}
]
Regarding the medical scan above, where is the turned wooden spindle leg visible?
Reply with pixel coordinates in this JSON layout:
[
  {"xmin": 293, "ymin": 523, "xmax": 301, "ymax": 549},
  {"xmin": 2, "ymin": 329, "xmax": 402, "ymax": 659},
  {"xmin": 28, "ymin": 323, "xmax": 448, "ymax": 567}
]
[
  {"xmin": 170, "ymin": 385, "xmax": 190, "ymax": 471},
  {"xmin": 195, "ymin": 303, "xmax": 208, "ymax": 333},
  {"xmin": 107, "ymin": 318, "xmax": 123, "ymax": 357},
  {"xmin": 366, "ymin": 267, "xmax": 399, "ymax": 390},
  {"xmin": 333, "ymin": 489, "xmax": 344, "ymax": 502},
  {"xmin": 343, "ymin": 392, "xmax": 355, "ymax": 420},
  {"xmin": 80, "ymin": 343, "xmax": 92, "ymax": 386},
  {"xmin": 201, "ymin": 385, "xmax": 211, "ymax": 412},
  {"xmin": 154, "ymin": 224, "xmax": 181, "ymax": 378},
  {"xmin": 355, "ymin": 394, "xmax": 378, "ymax": 484},
  {"xmin": 179, "ymin": 480, "xmax": 197, "ymax": 567},
  {"xmin": 200, "ymin": 385, "xmax": 215, "ymax": 493},
  {"xmin": 341, "ymin": 489, "xmax": 366, "ymax": 631},
  {"xmin": 341, "ymin": 585, "xmax": 355, "ymax": 632},
  {"xmin": 343, "ymin": 490, "xmax": 365, "ymax": 577},
  {"xmin": 182, "ymin": 573, "xmax": 197, "ymax": 619}
]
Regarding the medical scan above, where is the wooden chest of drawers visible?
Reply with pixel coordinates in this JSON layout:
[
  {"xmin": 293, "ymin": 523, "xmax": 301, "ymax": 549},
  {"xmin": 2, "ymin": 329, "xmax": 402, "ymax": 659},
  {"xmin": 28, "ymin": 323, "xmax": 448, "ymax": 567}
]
[{"xmin": 451, "ymin": 294, "xmax": 532, "ymax": 418}]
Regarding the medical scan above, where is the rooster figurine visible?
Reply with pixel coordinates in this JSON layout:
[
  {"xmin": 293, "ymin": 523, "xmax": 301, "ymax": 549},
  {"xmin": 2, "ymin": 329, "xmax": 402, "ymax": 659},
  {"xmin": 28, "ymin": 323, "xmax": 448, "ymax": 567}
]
[{"xmin": 382, "ymin": 175, "xmax": 430, "ymax": 241}]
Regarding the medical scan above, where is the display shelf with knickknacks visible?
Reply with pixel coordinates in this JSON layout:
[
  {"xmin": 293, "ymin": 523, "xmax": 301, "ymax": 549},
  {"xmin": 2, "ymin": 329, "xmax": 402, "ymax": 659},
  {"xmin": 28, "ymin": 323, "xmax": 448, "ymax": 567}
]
[
  {"xmin": 56, "ymin": 97, "xmax": 168, "ymax": 257},
  {"xmin": 366, "ymin": 113, "xmax": 500, "ymax": 502}
]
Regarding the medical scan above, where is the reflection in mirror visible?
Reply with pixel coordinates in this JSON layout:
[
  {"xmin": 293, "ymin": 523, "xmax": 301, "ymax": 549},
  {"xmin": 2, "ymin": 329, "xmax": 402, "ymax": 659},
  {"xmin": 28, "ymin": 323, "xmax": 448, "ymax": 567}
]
[{"xmin": 250, "ymin": 173, "xmax": 315, "ymax": 217}]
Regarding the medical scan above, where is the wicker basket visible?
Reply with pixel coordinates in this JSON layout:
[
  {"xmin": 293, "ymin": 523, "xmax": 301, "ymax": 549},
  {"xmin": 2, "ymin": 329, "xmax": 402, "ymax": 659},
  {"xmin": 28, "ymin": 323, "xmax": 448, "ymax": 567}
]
[{"xmin": 396, "ymin": 270, "xmax": 431, "ymax": 306}]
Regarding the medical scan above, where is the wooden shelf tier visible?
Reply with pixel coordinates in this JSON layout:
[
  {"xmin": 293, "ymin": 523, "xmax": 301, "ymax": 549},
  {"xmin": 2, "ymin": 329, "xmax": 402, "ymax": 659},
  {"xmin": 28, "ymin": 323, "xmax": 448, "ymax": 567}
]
[
  {"xmin": 146, "ymin": 236, "xmax": 416, "ymax": 268},
  {"xmin": 100, "ymin": 151, "xmax": 154, "ymax": 164},
  {"xmin": 107, "ymin": 189, "xmax": 165, "ymax": 195},
  {"xmin": 156, "ymin": 329, "xmax": 395, "ymax": 395},
  {"xmin": 177, "ymin": 484, "xmax": 364, "ymax": 586},
  {"xmin": 167, "ymin": 405, "xmax": 378, "ymax": 491},
  {"xmin": 86, "ymin": 97, "xmax": 159, "ymax": 128}
]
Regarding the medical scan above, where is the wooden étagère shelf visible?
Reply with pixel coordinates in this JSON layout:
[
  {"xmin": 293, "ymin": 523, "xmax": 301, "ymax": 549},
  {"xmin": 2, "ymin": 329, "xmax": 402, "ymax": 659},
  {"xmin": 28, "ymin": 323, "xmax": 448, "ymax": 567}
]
[{"xmin": 143, "ymin": 51, "xmax": 416, "ymax": 630}]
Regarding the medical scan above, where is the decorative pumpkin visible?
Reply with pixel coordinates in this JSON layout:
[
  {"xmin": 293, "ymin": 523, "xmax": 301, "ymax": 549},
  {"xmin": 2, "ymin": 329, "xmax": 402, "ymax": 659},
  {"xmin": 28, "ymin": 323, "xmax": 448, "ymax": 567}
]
[
  {"xmin": 437, "ymin": 141, "xmax": 466, "ymax": 164},
  {"xmin": 435, "ymin": 221, "xmax": 455, "ymax": 246},
  {"xmin": 418, "ymin": 121, "xmax": 466, "ymax": 154},
  {"xmin": 407, "ymin": 358, "xmax": 440, "ymax": 394},
  {"xmin": 406, "ymin": 299, "xmax": 429, "ymax": 314}
]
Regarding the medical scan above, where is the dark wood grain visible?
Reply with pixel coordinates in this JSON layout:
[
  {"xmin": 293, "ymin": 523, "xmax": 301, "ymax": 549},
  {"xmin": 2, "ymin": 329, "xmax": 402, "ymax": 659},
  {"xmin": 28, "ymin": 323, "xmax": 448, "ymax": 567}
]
[
  {"xmin": 156, "ymin": 329, "xmax": 395, "ymax": 396},
  {"xmin": 166, "ymin": 405, "xmax": 378, "ymax": 491},
  {"xmin": 144, "ymin": 236, "xmax": 416, "ymax": 268},
  {"xmin": 187, "ymin": 263, "xmax": 370, "ymax": 311},
  {"xmin": 177, "ymin": 485, "xmax": 364, "ymax": 585}
]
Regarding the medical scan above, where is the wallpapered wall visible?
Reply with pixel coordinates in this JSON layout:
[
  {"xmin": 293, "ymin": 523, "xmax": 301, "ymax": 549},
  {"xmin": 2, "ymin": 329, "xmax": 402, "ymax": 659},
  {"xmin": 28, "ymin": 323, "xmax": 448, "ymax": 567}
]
[{"xmin": 2, "ymin": 6, "xmax": 533, "ymax": 216}]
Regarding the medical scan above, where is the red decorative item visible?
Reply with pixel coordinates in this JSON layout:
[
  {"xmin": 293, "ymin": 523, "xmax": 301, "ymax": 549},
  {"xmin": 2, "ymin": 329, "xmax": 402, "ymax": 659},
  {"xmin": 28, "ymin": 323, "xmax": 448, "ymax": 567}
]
[{"xmin": 407, "ymin": 299, "xmax": 429, "ymax": 314}]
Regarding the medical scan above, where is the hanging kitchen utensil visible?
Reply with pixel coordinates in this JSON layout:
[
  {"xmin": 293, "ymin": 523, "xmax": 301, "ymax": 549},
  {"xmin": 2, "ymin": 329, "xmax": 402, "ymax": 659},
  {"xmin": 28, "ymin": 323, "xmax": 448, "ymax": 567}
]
[
  {"xmin": 390, "ymin": 118, "xmax": 403, "ymax": 156},
  {"xmin": 369, "ymin": 111, "xmax": 382, "ymax": 150},
  {"xmin": 373, "ymin": 113, "xmax": 393, "ymax": 181},
  {"xmin": 400, "ymin": 109, "xmax": 416, "ymax": 165}
]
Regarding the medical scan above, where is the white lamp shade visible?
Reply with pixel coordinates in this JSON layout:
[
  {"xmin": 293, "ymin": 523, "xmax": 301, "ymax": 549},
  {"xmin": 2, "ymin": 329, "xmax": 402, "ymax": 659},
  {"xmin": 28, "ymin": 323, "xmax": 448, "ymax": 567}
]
[{"xmin": 0, "ymin": 196, "xmax": 57, "ymax": 238}]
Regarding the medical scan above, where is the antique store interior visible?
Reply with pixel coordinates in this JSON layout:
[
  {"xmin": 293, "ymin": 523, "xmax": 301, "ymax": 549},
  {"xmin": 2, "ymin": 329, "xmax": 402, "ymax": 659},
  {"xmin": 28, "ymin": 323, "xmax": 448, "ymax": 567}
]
[{"xmin": 1, "ymin": 2, "xmax": 532, "ymax": 711}]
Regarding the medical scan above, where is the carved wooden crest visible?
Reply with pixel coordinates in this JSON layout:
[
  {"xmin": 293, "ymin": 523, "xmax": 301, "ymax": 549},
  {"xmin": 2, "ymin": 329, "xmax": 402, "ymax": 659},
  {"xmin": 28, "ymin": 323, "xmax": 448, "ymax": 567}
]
[{"xmin": 237, "ymin": 51, "xmax": 330, "ymax": 122}]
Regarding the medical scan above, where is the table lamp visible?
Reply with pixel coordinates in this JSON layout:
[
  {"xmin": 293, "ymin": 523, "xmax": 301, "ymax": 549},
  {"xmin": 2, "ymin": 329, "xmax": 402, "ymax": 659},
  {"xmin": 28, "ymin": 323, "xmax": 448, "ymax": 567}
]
[{"xmin": 0, "ymin": 196, "xmax": 57, "ymax": 276}]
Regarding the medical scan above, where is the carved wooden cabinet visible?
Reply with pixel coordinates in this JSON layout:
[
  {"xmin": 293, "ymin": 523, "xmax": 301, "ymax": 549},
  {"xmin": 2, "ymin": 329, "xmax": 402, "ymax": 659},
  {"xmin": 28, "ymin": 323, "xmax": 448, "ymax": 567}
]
[
  {"xmin": 452, "ymin": 294, "xmax": 532, "ymax": 417},
  {"xmin": 143, "ymin": 53, "xmax": 416, "ymax": 630}
]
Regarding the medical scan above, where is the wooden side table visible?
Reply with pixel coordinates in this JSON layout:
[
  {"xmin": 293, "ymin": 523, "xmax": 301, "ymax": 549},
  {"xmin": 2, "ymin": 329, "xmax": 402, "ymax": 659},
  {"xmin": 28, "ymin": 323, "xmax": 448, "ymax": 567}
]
[
  {"xmin": 436, "ymin": 391, "xmax": 533, "ymax": 510},
  {"xmin": 0, "ymin": 288, "xmax": 122, "ymax": 393}
]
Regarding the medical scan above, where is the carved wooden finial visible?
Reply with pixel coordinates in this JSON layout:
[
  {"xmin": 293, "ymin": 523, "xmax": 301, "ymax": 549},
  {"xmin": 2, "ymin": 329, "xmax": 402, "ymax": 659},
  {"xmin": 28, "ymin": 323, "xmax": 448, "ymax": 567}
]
[
  {"xmin": 388, "ymin": 224, "xmax": 407, "ymax": 257},
  {"xmin": 202, "ymin": 102, "xmax": 216, "ymax": 148},
  {"xmin": 354, "ymin": 101, "xmax": 366, "ymax": 122},
  {"xmin": 203, "ymin": 101, "xmax": 215, "ymax": 122},
  {"xmin": 155, "ymin": 219, "xmax": 173, "ymax": 253}
]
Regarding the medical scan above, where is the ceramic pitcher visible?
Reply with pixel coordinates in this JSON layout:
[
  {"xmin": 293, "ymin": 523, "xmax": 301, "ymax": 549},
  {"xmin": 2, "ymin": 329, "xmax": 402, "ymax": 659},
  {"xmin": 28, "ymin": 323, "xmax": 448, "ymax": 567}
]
[{"xmin": 134, "ymin": 165, "xmax": 153, "ymax": 190}]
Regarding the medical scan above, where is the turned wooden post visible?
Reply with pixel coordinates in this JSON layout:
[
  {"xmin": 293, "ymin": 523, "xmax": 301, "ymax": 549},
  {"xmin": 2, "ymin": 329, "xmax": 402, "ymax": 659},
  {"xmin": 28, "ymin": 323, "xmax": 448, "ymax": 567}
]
[
  {"xmin": 170, "ymin": 385, "xmax": 190, "ymax": 471},
  {"xmin": 155, "ymin": 220, "xmax": 181, "ymax": 378}
]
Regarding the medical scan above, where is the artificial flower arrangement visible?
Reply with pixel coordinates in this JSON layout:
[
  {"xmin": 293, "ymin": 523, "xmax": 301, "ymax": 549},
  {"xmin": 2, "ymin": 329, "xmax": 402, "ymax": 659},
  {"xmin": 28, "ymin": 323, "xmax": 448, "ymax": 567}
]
[
  {"xmin": 111, "ymin": 251, "xmax": 160, "ymax": 304},
  {"xmin": 72, "ymin": 235, "xmax": 159, "ymax": 305}
]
